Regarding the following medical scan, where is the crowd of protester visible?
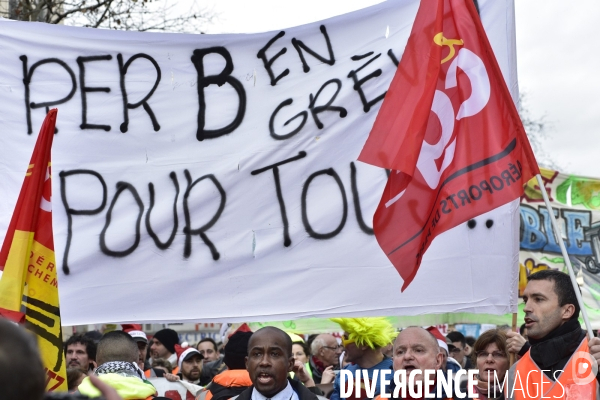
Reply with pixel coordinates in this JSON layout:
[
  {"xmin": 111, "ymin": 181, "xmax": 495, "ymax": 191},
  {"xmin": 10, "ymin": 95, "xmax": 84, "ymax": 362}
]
[{"xmin": 2, "ymin": 270, "xmax": 600, "ymax": 399}]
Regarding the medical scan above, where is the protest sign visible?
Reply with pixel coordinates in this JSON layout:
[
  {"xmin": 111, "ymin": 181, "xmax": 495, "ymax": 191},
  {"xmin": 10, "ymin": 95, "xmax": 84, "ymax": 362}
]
[
  {"xmin": 0, "ymin": 0, "xmax": 520, "ymax": 325},
  {"xmin": 148, "ymin": 378, "xmax": 202, "ymax": 400},
  {"xmin": 520, "ymin": 168, "xmax": 600, "ymax": 328}
]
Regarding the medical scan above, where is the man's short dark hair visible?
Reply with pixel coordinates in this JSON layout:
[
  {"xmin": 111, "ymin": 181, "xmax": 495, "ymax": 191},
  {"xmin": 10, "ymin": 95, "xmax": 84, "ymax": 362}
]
[
  {"xmin": 0, "ymin": 319, "xmax": 46, "ymax": 400},
  {"xmin": 152, "ymin": 357, "xmax": 173, "ymax": 373},
  {"xmin": 249, "ymin": 327, "xmax": 292, "ymax": 358},
  {"xmin": 465, "ymin": 336, "xmax": 476, "ymax": 348},
  {"xmin": 83, "ymin": 330, "xmax": 103, "ymax": 344},
  {"xmin": 96, "ymin": 330, "xmax": 138, "ymax": 365},
  {"xmin": 199, "ymin": 337, "xmax": 218, "ymax": 352},
  {"xmin": 446, "ymin": 331, "xmax": 466, "ymax": 347},
  {"xmin": 528, "ymin": 269, "xmax": 580, "ymax": 320},
  {"xmin": 65, "ymin": 334, "xmax": 97, "ymax": 361}
]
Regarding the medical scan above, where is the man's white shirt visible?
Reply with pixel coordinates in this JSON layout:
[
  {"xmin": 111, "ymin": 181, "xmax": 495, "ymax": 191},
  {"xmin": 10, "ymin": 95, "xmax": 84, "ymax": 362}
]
[{"xmin": 251, "ymin": 381, "xmax": 299, "ymax": 400}]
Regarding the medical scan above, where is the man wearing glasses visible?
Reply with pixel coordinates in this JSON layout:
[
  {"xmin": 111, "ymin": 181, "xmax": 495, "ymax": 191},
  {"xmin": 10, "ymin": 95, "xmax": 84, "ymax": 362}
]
[
  {"xmin": 308, "ymin": 334, "xmax": 343, "ymax": 384},
  {"xmin": 446, "ymin": 331, "xmax": 473, "ymax": 370}
]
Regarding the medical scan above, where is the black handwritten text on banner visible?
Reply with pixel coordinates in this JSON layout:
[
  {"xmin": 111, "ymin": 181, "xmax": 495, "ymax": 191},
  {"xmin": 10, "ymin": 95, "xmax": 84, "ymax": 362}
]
[{"xmin": 0, "ymin": 0, "xmax": 521, "ymax": 324}]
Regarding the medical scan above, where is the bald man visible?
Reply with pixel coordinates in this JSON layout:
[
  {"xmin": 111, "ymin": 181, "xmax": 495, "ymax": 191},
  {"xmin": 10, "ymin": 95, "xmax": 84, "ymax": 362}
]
[
  {"xmin": 78, "ymin": 331, "xmax": 156, "ymax": 399},
  {"xmin": 375, "ymin": 327, "xmax": 451, "ymax": 400},
  {"xmin": 235, "ymin": 326, "xmax": 323, "ymax": 400}
]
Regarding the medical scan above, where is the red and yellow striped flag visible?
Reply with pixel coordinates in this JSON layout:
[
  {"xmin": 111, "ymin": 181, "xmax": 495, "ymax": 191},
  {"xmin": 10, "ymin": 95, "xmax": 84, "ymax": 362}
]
[{"xmin": 0, "ymin": 109, "xmax": 67, "ymax": 392}]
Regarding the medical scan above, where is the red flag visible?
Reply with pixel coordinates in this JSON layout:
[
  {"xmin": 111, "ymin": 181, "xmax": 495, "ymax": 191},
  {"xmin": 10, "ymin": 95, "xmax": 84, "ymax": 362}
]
[
  {"xmin": 0, "ymin": 109, "xmax": 56, "ymax": 316},
  {"xmin": 0, "ymin": 109, "xmax": 68, "ymax": 391},
  {"xmin": 358, "ymin": 0, "xmax": 539, "ymax": 291}
]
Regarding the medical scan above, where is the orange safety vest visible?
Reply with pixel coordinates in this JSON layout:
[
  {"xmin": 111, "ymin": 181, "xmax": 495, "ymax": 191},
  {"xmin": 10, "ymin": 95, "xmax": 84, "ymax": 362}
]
[
  {"xmin": 144, "ymin": 366, "xmax": 180, "ymax": 378},
  {"xmin": 509, "ymin": 337, "xmax": 597, "ymax": 399},
  {"xmin": 205, "ymin": 369, "xmax": 253, "ymax": 400}
]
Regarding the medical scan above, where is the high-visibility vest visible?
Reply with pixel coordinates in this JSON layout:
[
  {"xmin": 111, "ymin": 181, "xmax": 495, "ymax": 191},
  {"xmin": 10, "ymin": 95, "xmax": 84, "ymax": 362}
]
[
  {"xmin": 144, "ymin": 366, "xmax": 180, "ymax": 378},
  {"xmin": 509, "ymin": 337, "xmax": 596, "ymax": 399},
  {"xmin": 204, "ymin": 369, "xmax": 253, "ymax": 400}
]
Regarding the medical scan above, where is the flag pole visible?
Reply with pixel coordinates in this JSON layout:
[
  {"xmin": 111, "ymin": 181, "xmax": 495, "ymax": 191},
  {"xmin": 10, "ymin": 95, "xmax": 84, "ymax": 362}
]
[
  {"xmin": 535, "ymin": 174, "xmax": 594, "ymax": 339},
  {"xmin": 509, "ymin": 313, "xmax": 517, "ymax": 366}
]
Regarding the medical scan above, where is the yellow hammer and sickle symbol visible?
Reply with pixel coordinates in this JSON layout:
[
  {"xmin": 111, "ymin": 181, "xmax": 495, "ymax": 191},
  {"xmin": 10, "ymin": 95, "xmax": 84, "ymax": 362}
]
[{"xmin": 433, "ymin": 32, "xmax": 464, "ymax": 64}]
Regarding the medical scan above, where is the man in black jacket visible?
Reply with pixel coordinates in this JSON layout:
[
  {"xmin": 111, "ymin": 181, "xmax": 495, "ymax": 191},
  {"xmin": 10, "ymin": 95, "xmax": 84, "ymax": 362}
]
[
  {"xmin": 236, "ymin": 326, "xmax": 321, "ymax": 400},
  {"xmin": 201, "ymin": 329, "xmax": 254, "ymax": 400},
  {"xmin": 521, "ymin": 270, "xmax": 584, "ymax": 377}
]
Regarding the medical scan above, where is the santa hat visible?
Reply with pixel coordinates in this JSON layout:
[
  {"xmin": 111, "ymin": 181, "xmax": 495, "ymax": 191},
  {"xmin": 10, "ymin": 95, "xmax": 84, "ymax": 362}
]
[
  {"xmin": 176, "ymin": 346, "xmax": 203, "ymax": 371},
  {"xmin": 426, "ymin": 326, "xmax": 451, "ymax": 353},
  {"xmin": 122, "ymin": 324, "xmax": 143, "ymax": 332},
  {"xmin": 230, "ymin": 323, "xmax": 252, "ymax": 337}
]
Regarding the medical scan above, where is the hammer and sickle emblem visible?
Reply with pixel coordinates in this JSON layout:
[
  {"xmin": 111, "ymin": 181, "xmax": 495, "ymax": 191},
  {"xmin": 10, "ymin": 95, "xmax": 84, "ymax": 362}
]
[
  {"xmin": 386, "ymin": 33, "xmax": 489, "ymax": 206},
  {"xmin": 434, "ymin": 33, "xmax": 464, "ymax": 64}
]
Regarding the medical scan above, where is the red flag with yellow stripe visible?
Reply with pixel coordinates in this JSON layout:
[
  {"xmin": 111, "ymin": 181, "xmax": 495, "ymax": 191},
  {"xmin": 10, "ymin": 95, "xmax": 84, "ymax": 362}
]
[{"xmin": 0, "ymin": 109, "xmax": 67, "ymax": 391}]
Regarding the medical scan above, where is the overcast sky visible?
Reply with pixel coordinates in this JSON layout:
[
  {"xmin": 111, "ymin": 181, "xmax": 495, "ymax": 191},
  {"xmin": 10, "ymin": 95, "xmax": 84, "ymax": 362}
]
[{"xmin": 196, "ymin": 0, "xmax": 600, "ymax": 178}]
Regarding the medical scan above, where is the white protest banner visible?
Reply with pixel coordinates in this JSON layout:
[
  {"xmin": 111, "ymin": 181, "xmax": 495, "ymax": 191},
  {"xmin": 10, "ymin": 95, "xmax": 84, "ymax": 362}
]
[
  {"xmin": 148, "ymin": 378, "xmax": 202, "ymax": 400},
  {"xmin": 0, "ymin": 0, "xmax": 520, "ymax": 325}
]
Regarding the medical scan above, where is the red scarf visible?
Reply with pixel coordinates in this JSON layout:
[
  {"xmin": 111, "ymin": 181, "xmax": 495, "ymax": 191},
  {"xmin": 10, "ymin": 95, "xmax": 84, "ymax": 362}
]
[{"xmin": 310, "ymin": 356, "xmax": 327, "ymax": 373}]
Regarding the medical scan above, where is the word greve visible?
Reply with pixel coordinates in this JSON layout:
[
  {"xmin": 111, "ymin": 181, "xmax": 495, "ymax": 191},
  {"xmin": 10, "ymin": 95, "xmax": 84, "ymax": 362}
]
[{"xmin": 339, "ymin": 369, "xmax": 478, "ymax": 399}]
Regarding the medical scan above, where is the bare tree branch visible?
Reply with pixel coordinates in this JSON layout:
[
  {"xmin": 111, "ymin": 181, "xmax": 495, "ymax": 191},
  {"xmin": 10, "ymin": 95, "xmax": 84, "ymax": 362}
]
[
  {"xmin": 93, "ymin": 0, "xmax": 114, "ymax": 28},
  {"xmin": 2, "ymin": 0, "xmax": 215, "ymax": 33},
  {"xmin": 518, "ymin": 93, "xmax": 560, "ymax": 170}
]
